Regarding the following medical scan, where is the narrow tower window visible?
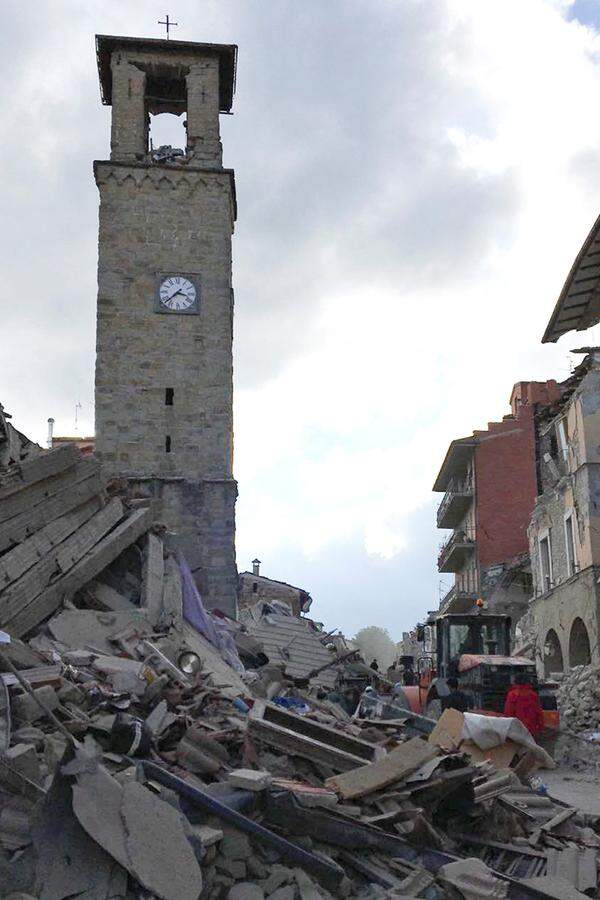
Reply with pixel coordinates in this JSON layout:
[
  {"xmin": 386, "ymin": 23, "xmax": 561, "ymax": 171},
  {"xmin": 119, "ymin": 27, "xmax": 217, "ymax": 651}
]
[
  {"xmin": 165, "ymin": 435, "xmax": 172, "ymax": 453},
  {"xmin": 165, "ymin": 388, "xmax": 174, "ymax": 406}
]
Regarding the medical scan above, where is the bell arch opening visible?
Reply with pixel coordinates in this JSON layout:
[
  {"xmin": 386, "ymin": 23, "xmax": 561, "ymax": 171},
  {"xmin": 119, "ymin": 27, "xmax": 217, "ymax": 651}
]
[
  {"xmin": 149, "ymin": 112, "xmax": 187, "ymax": 155},
  {"xmin": 543, "ymin": 628, "xmax": 563, "ymax": 677},
  {"xmin": 569, "ymin": 617, "xmax": 591, "ymax": 668}
]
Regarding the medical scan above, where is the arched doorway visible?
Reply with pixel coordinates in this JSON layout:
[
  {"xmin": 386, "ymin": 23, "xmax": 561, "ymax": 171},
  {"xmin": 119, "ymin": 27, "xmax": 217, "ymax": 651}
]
[
  {"xmin": 569, "ymin": 618, "xmax": 591, "ymax": 668},
  {"xmin": 544, "ymin": 629, "xmax": 564, "ymax": 677}
]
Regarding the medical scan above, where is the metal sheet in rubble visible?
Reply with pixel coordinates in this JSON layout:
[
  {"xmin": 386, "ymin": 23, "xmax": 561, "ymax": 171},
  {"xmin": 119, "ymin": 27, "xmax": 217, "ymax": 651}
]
[{"xmin": 0, "ymin": 677, "xmax": 10, "ymax": 753}]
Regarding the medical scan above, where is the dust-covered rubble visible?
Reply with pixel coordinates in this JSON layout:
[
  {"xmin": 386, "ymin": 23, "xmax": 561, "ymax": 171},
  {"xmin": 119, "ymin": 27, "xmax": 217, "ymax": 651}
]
[{"xmin": 0, "ymin": 412, "xmax": 599, "ymax": 899}]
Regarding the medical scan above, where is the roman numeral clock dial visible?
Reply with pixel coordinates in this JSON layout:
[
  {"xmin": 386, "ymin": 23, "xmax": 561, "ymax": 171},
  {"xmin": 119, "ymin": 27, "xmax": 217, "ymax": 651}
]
[{"xmin": 156, "ymin": 275, "xmax": 199, "ymax": 314}]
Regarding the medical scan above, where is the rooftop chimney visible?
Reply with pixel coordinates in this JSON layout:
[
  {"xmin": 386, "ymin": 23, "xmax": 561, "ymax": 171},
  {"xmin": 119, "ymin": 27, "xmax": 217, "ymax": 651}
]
[
  {"xmin": 47, "ymin": 417, "xmax": 55, "ymax": 449},
  {"xmin": 252, "ymin": 558, "xmax": 261, "ymax": 576}
]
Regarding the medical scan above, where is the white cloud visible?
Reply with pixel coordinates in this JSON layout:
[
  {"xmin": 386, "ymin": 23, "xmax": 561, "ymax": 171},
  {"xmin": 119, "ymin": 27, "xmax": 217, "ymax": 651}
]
[{"xmin": 236, "ymin": 0, "xmax": 600, "ymax": 611}]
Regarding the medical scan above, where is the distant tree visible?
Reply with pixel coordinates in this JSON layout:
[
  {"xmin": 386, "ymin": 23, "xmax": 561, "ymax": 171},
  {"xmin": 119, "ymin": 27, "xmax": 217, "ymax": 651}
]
[{"xmin": 353, "ymin": 625, "xmax": 396, "ymax": 670}]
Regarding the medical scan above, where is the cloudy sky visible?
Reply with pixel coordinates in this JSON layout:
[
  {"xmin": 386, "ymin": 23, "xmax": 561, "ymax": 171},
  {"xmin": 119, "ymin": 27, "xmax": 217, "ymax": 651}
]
[{"xmin": 2, "ymin": 0, "xmax": 600, "ymax": 639}]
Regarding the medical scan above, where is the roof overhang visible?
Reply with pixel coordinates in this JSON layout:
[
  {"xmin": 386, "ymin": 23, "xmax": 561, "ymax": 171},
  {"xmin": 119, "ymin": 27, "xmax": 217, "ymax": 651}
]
[
  {"xmin": 458, "ymin": 654, "xmax": 534, "ymax": 673},
  {"xmin": 542, "ymin": 213, "xmax": 600, "ymax": 343},
  {"xmin": 95, "ymin": 34, "xmax": 237, "ymax": 113},
  {"xmin": 432, "ymin": 437, "xmax": 476, "ymax": 492}
]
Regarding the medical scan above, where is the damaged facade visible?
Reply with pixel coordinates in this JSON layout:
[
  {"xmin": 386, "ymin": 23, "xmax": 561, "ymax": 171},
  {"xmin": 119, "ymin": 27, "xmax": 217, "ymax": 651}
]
[
  {"xmin": 528, "ymin": 350, "xmax": 600, "ymax": 676},
  {"xmin": 93, "ymin": 35, "xmax": 238, "ymax": 616},
  {"xmin": 433, "ymin": 380, "xmax": 560, "ymax": 626},
  {"xmin": 238, "ymin": 560, "xmax": 313, "ymax": 617}
]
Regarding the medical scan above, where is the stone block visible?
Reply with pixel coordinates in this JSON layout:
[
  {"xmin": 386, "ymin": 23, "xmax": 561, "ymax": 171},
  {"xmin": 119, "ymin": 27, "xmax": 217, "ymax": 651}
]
[
  {"xmin": 261, "ymin": 866, "xmax": 295, "ymax": 895},
  {"xmin": 268, "ymin": 888, "xmax": 296, "ymax": 900},
  {"xmin": 11, "ymin": 727, "xmax": 44, "ymax": 748},
  {"xmin": 11, "ymin": 686, "xmax": 59, "ymax": 724},
  {"xmin": 1, "ymin": 744, "xmax": 41, "ymax": 785},
  {"xmin": 220, "ymin": 830, "xmax": 252, "ymax": 861},
  {"xmin": 194, "ymin": 825, "xmax": 223, "ymax": 848},
  {"xmin": 227, "ymin": 769, "xmax": 271, "ymax": 792},
  {"xmin": 227, "ymin": 884, "xmax": 265, "ymax": 900},
  {"xmin": 216, "ymin": 857, "xmax": 246, "ymax": 880}
]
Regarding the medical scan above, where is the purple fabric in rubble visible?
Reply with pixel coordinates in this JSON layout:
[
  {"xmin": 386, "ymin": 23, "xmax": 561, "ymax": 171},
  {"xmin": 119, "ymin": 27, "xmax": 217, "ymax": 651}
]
[{"xmin": 178, "ymin": 553, "xmax": 245, "ymax": 674}]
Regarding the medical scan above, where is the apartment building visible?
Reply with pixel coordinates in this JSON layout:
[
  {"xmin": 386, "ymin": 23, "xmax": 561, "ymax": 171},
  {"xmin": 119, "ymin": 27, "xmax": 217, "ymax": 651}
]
[{"xmin": 433, "ymin": 380, "xmax": 560, "ymax": 626}]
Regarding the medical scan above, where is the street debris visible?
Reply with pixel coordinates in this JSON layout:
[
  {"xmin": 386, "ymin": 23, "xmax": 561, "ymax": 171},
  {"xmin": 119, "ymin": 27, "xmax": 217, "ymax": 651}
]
[
  {"xmin": 558, "ymin": 664, "xmax": 600, "ymax": 736},
  {"xmin": 0, "ymin": 417, "xmax": 599, "ymax": 898}
]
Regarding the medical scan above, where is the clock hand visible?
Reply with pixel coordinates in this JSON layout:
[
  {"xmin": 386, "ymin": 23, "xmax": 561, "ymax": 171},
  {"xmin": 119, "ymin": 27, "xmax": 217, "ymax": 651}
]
[{"xmin": 166, "ymin": 283, "xmax": 183, "ymax": 300}]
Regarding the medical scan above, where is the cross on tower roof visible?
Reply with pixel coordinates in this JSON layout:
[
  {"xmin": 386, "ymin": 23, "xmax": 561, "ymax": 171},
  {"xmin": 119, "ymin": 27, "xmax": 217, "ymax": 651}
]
[{"xmin": 158, "ymin": 14, "xmax": 178, "ymax": 39}]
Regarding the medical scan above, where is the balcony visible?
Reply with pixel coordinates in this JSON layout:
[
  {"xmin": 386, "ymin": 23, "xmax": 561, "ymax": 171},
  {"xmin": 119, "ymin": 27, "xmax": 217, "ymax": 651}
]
[
  {"xmin": 439, "ymin": 584, "xmax": 479, "ymax": 614},
  {"xmin": 438, "ymin": 528, "xmax": 476, "ymax": 573},
  {"xmin": 436, "ymin": 476, "xmax": 473, "ymax": 529}
]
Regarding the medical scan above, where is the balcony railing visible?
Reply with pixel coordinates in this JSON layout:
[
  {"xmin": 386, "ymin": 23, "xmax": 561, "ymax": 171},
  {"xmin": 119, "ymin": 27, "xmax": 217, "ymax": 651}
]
[
  {"xmin": 438, "ymin": 526, "xmax": 476, "ymax": 573},
  {"xmin": 439, "ymin": 584, "xmax": 479, "ymax": 613},
  {"xmin": 437, "ymin": 476, "xmax": 474, "ymax": 529}
]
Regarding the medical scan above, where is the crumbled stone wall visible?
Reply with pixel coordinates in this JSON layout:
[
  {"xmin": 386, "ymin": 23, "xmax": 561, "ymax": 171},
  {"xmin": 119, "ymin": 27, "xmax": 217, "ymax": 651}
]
[
  {"xmin": 126, "ymin": 477, "xmax": 237, "ymax": 613},
  {"xmin": 558, "ymin": 663, "xmax": 600, "ymax": 733},
  {"xmin": 109, "ymin": 49, "xmax": 223, "ymax": 166},
  {"xmin": 238, "ymin": 574, "xmax": 306, "ymax": 617},
  {"xmin": 480, "ymin": 564, "xmax": 530, "ymax": 638},
  {"xmin": 529, "ymin": 483, "xmax": 572, "ymax": 596}
]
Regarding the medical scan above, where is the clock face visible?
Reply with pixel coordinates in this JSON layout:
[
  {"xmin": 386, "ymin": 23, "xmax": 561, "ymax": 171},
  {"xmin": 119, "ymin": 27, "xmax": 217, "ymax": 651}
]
[{"xmin": 158, "ymin": 275, "xmax": 197, "ymax": 311}]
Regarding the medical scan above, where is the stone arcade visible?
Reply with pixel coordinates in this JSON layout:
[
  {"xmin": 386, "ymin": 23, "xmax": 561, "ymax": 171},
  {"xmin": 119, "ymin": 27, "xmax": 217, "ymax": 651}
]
[{"xmin": 93, "ymin": 35, "xmax": 238, "ymax": 615}]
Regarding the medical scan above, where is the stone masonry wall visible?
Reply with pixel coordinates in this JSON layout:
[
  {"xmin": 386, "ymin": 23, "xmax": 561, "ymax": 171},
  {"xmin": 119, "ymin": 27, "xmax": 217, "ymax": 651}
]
[
  {"xmin": 94, "ymin": 162, "xmax": 235, "ymax": 481},
  {"xmin": 94, "ymin": 41, "xmax": 238, "ymax": 616},
  {"xmin": 94, "ymin": 162, "xmax": 237, "ymax": 616},
  {"xmin": 127, "ymin": 477, "xmax": 237, "ymax": 613},
  {"xmin": 529, "ymin": 566, "xmax": 600, "ymax": 674}
]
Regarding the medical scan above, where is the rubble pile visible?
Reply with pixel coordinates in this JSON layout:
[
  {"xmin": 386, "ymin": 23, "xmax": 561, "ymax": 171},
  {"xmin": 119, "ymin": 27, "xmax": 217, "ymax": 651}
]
[
  {"xmin": 558, "ymin": 664, "xmax": 600, "ymax": 735},
  {"xmin": 0, "ymin": 420, "xmax": 599, "ymax": 899}
]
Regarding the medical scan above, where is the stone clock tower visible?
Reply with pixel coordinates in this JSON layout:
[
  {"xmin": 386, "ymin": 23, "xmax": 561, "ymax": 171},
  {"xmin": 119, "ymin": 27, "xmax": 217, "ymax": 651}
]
[{"xmin": 93, "ymin": 35, "xmax": 238, "ymax": 616}]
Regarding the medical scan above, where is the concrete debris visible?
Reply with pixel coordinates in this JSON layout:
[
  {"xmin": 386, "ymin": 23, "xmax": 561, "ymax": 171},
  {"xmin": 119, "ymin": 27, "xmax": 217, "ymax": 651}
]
[
  {"xmin": 0, "ymin": 419, "xmax": 599, "ymax": 898},
  {"xmin": 325, "ymin": 737, "xmax": 438, "ymax": 800},
  {"xmin": 438, "ymin": 857, "xmax": 508, "ymax": 899},
  {"xmin": 196, "ymin": 824, "xmax": 224, "ymax": 846},
  {"xmin": 10, "ymin": 685, "xmax": 60, "ymax": 724},
  {"xmin": 558, "ymin": 663, "xmax": 600, "ymax": 734},
  {"xmin": 228, "ymin": 768, "xmax": 272, "ymax": 791},
  {"xmin": 227, "ymin": 883, "xmax": 265, "ymax": 900}
]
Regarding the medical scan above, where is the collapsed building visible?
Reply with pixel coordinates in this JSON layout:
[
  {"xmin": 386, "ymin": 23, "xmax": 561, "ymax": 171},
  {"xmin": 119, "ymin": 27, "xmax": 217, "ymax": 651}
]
[
  {"xmin": 1, "ymin": 409, "xmax": 598, "ymax": 900},
  {"xmin": 238, "ymin": 560, "xmax": 313, "ymax": 618}
]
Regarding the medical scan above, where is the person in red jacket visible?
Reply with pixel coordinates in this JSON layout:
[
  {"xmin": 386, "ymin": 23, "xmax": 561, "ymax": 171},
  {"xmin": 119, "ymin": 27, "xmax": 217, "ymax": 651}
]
[{"xmin": 504, "ymin": 671, "xmax": 544, "ymax": 737}]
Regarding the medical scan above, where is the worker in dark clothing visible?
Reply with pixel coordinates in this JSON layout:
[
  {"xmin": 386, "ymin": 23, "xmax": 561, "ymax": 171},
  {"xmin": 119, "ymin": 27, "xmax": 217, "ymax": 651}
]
[
  {"xmin": 402, "ymin": 668, "xmax": 416, "ymax": 686},
  {"xmin": 370, "ymin": 659, "xmax": 379, "ymax": 671},
  {"xmin": 441, "ymin": 677, "xmax": 472, "ymax": 713}
]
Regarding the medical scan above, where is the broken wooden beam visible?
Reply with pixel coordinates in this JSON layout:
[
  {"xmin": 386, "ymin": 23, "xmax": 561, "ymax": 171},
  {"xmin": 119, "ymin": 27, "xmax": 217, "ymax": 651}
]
[
  {"xmin": 0, "ymin": 495, "xmax": 104, "ymax": 588},
  {"xmin": 540, "ymin": 806, "xmax": 577, "ymax": 832},
  {"xmin": 0, "ymin": 444, "xmax": 78, "ymax": 500},
  {"xmin": 248, "ymin": 700, "xmax": 383, "ymax": 773},
  {"xmin": 160, "ymin": 555, "xmax": 183, "ymax": 628},
  {"xmin": 3, "ymin": 507, "xmax": 151, "ymax": 637},
  {"xmin": 141, "ymin": 533, "xmax": 164, "ymax": 627},
  {"xmin": 0, "ymin": 457, "xmax": 102, "ymax": 552},
  {"xmin": 325, "ymin": 738, "xmax": 439, "ymax": 801},
  {"xmin": 0, "ymin": 499, "xmax": 123, "ymax": 627}
]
